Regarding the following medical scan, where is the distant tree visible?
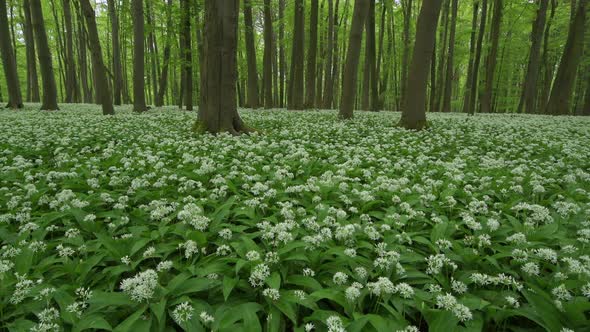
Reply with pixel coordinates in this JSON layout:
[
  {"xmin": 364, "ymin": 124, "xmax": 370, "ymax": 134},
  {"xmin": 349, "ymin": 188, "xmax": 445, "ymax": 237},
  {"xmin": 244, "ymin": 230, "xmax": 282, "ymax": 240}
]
[
  {"xmin": 466, "ymin": 0, "xmax": 488, "ymax": 115},
  {"xmin": 63, "ymin": 0, "xmax": 78, "ymax": 103},
  {"xmin": 0, "ymin": 0, "xmax": 23, "ymax": 108},
  {"xmin": 79, "ymin": 0, "xmax": 114, "ymax": 115},
  {"xmin": 180, "ymin": 0, "xmax": 192, "ymax": 111},
  {"xmin": 400, "ymin": 0, "xmax": 444, "ymax": 129},
  {"xmin": 442, "ymin": 0, "xmax": 458, "ymax": 113},
  {"xmin": 197, "ymin": 0, "xmax": 251, "ymax": 134},
  {"xmin": 107, "ymin": 0, "xmax": 123, "ymax": 105},
  {"xmin": 288, "ymin": 0, "xmax": 305, "ymax": 110},
  {"xmin": 22, "ymin": 0, "xmax": 39, "ymax": 102},
  {"xmin": 338, "ymin": 0, "xmax": 369, "ymax": 119},
  {"xmin": 546, "ymin": 0, "xmax": 587, "ymax": 115},
  {"xmin": 262, "ymin": 0, "xmax": 274, "ymax": 109},
  {"xmin": 30, "ymin": 0, "xmax": 59, "ymax": 110},
  {"xmin": 243, "ymin": 0, "xmax": 259, "ymax": 108},
  {"xmin": 304, "ymin": 0, "xmax": 318, "ymax": 109},
  {"xmin": 155, "ymin": 0, "xmax": 173, "ymax": 107},
  {"xmin": 132, "ymin": 0, "xmax": 147, "ymax": 112},
  {"xmin": 481, "ymin": 0, "xmax": 503, "ymax": 114}
]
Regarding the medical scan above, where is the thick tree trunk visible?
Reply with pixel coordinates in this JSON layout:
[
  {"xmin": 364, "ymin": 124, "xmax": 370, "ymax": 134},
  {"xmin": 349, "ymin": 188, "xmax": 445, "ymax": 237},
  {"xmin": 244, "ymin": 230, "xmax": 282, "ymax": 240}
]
[
  {"xmin": 263, "ymin": 0, "xmax": 274, "ymax": 109},
  {"xmin": 107, "ymin": 0, "xmax": 122, "ymax": 105},
  {"xmin": 22, "ymin": 0, "xmax": 39, "ymax": 102},
  {"xmin": 155, "ymin": 0, "xmax": 173, "ymax": 107},
  {"xmin": 338, "ymin": 0, "xmax": 369, "ymax": 119},
  {"xmin": 132, "ymin": 0, "xmax": 147, "ymax": 112},
  {"xmin": 481, "ymin": 0, "xmax": 503, "ymax": 114},
  {"xmin": 80, "ymin": 0, "xmax": 114, "ymax": 115},
  {"xmin": 304, "ymin": 0, "xmax": 319, "ymax": 109},
  {"xmin": 461, "ymin": 1, "xmax": 479, "ymax": 114},
  {"xmin": 322, "ymin": 0, "xmax": 335, "ymax": 109},
  {"xmin": 243, "ymin": 0, "xmax": 259, "ymax": 108},
  {"xmin": 441, "ymin": 0, "xmax": 458, "ymax": 113},
  {"xmin": 546, "ymin": 1, "xmax": 587, "ymax": 115},
  {"xmin": 198, "ymin": 0, "xmax": 250, "ymax": 134},
  {"xmin": 289, "ymin": 0, "xmax": 305, "ymax": 110},
  {"xmin": 400, "ymin": 0, "xmax": 443, "ymax": 129},
  {"xmin": 362, "ymin": 0, "xmax": 377, "ymax": 112},
  {"xmin": 517, "ymin": 0, "xmax": 549, "ymax": 114},
  {"xmin": 466, "ymin": 0, "xmax": 488, "ymax": 115},
  {"xmin": 30, "ymin": 0, "xmax": 59, "ymax": 110},
  {"xmin": 0, "ymin": 0, "xmax": 23, "ymax": 108},
  {"xmin": 180, "ymin": 0, "xmax": 192, "ymax": 111}
]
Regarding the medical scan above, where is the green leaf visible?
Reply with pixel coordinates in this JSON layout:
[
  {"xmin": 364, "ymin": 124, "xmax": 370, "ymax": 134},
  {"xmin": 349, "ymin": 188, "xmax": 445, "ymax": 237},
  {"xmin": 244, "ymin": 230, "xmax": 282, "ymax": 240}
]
[
  {"xmin": 73, "ymin": 315, "xmax": 113, "ymax": 332},
  {"xmin": 222, "ymin": 276, "xmax": 238, "ymax": 301}
]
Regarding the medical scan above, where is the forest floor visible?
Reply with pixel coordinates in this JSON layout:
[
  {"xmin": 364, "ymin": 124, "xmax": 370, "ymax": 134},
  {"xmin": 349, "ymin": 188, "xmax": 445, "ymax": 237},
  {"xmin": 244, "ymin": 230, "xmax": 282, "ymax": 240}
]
[{"xmin": 1, "ymin": 104, "xmax": 590, "ymax": 331}]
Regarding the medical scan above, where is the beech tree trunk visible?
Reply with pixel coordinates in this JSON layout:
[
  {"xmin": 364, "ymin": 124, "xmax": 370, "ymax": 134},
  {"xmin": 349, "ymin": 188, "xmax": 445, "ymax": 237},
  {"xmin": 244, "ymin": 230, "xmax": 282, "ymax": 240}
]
[
  {"xmin": 279, "ymin": 0, "xmax": 285, "ymax": 108},
  {"xmin": 466, "ymin": 0, "xmax": 488, "ymax": 115},
  {"xmin": 155, "ymin": 0, "xmax": 173, "ymax": 107},
  {"xmin": 338, "ymin": 0, "xmax": 369, "ymax": 119},
  {"xmin": 80, "ymin": 0, "xmax": 114, "ymax": 115},
  {"xmin": 400, "ymin": 0, "xmax": 444, "ymax": 129},
  {"xmin": 322, "ymin": 0, "xmax": 335, "ymax": 109},
  {"xmin": 198, "ymin": 0, "xmax": 250, "ymax": 134},
  {"xmin": 441, "ymin": 0, "xmax": 458, "ymax": 113},
  {"xmin": 22, "ymin": 0, "xmax": 39, "ymax": 102},
  {"xmin": 481, "ymin": 0, "xmax": 503, "ymax": 114},
  {"xmin": 289, "ymin": 0, "xmax": 305, "ymax": 110},
  {"xmin": 263, "ymin": 0, "xmax": 274, "ymax": 109},
  {"xmin": 107, "ymin": 0, "xmax": 122, "ymax": 105},
  {"xmin": 243, "ymin": 0, "xmax": 259, "ymax": 108},
  {"xmin": 546, "ymin": 0, "xmax": 587, "ymax": 115},
  {"xmin": 362, "ymin": 0, "xmax": 377, "ymax": 112},
  {"xmin": 461, "ymin": 1, "xmax": 479, "ymax": 114},
  {"xmin": 30, "ymin": 0, "xmax": 59, "ymax": 110},
  {"xmin": 132, "ymin": 0, "xmax": 147, "ymax": 112},
  {"xmin": 517, "ymin": 0, "xmax": 549, "ymax": 114},
  {"xmin": 0, "ymin": 0, "xmax": 23, "ymax": 108},
  {"xmin": 400, "ymin": 0, "xmax": 412, "ymax": 108},
  {"xmin": 304, "ymin": 0, "xmax": 319, "ymax": 109},
  {"xmin": 181, "ymin": 0, "xmax": 192, "ymax": 111}
]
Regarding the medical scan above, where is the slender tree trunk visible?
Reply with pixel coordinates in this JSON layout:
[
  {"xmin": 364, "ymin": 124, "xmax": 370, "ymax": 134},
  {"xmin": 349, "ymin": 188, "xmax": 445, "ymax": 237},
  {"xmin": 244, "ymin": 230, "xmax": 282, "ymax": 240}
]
[
  {"xmin": 180, "ymin": 0, "xmax": 192, "ymax": 111},
  {"xmin": 362, "ymin": 0, "xmax": 377, "ymax": 111},
  {"xmin": 155, "ymin": 0, "xmax": 173, "ymax": 107},
  {"xmin": 278, "ymin": 0, "xmax": 285, "ymax": 108},
  {"xmin": 433, "ymin": 0, "xmax": 450, "ymax": 113},
  {"xmin": 198, "ymin": 0, "xmax": 250, "ymax": 134},
  {"xmin": 304, "ymin": 0, "xmax": 318, "ymax": 109},
  {"xmin": 30, "ymin": 0, "xmax": 59, "ymax": 110},
  {"xmin": 322, "ymin": 0, "xmax": 334, "ymax": 109},
  {"xmin": 338, "ymin": 0, "xmax": 369, "ymax": 119},
  {"xmin": 466, "ymin": 0, "xmax": 488, "ymax": 115},
  {"xmin": 289, "ymin": 0, "xmax": 305, "ymax": 110},
  {"xmin": 132, "ymin": 0, "xmax": 147, "ymax": 112},
  {"xmin": 546, "ymin": 0, "xmax": 587, "ymax": 115},
  {"xmin": 146, "ymin": 0, "xmax": 158, "ymax": 106},
  {"xmin": 0, "ymin": 0, "xmax": 23, "ymax": 108},
  {"xmin": 107, "ymin": 0, "xmax": 122, "ymax": 105},
  {"xmin": 263, "ymin": 0, "xmax": 274, "ymax": 109},
  {"xmin": 400, "ymin": 0, "xmax": 412, "ymax": 109},
  {"xmin": 442, "ymin": 0, "xmax": 458, "ymax": 113},
  {"xmin": 80, "ymin": 0, "xmax": 114, "ymax": 115},
  {"xmin": 77, "ymin": 4, "xmax": 91, "ymax": 104},
  {"xmin": 517, "ymin": 0, "xmax": 549, "ymax": 114},
  {"xmin": 62, "ymin": 0, "xmax": 78, "ymax": 103},
  {"xmin": 23, "ymin": 0, "xmax": 39, "ymax": 102},
  {"xmin": 481, "ymin": 0, "xmax": 503, "ymax": 114},
  {"xmin": 400, "ymin": 0, "xmax": 444, "ymax": 129},
  {"xmin": 461, "ymin": 1, "xmax": 479, "ymax": 114},
  {"xmin": 243, "ymin": 0, "xmax": 259, "ymax": 108}
]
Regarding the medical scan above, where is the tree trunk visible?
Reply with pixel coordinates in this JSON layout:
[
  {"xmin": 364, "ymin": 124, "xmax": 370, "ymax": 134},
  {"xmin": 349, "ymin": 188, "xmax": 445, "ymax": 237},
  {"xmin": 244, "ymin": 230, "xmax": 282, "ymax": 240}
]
[
  {"xmin": 132, "ymin": 0, "xmax": 147, "ymax": 112},
  {"xmin": 198, "ymin": 0, "xmax": 250, "ymax": 134},
  {"xmin": 538, "ymin": 0, "xmax": 557, "ymax": 114},
  {"xmin": 322, "ymin": 0, "xmax": 334, "ymax": 109},
  {"xmin": 461, "ymin": 1, "xmax": 479, "ymax": 114},
  {"xmin": 304, "ymin": 0, "xmax": 319, "ymax": 109},
  {"xmin": 546, "ymin": 0, "xmax": 587, "ymax": 115},
  {"xmin": 480, "ymin": 0, "xmax": 502, "ymax": 114},
  {"xmin": 146, "ymin": 0, "xmax": 158, "ymax": 106},
  {"xmin": 400, "ymin": 0, "xmax": 412, "ymax": 109},
  {"xmin": 30, "ymin": 0, "xmax": 59, "ymax": 110},
  {"xmin": 583, "ymin": 71, "xmax": 590, "ymax": 115},
  {"xmin": 263, "ymin": 0, "xmax": 274, "ymax": 109},
  {"xmin": 63, "ymin": 0, "xmax": 78, "ymax": 103},
  {"xmin": 517, "ymin": 0, "xmax": 549, "ymax": 114},
  {"xmin": 155, "ymin": 0, "xmax": 173, "ymax": 107},
  {"xmin": 22, "ymin": 0, "xmax": 39, "ymax": 102},
  {"xmin": 338, "ymin": 0, "xmax": 369, "ymax": 119},
  {"xmin": 243, "ymin": 0, "xmax": 259, "ymax": 108},
  {"xmin": 362, "ymin": 0, "xmax": 377, "ymax": 112},
  {"xmin": 400, "ymin": 0, "xmax": 444, "ymax": 129},
  {"xmin": 279, "ymin": 0, "xmax": 285, "ymax": 108},
  {"xmin": 289, "ymin": 0, "xmax": 305, "ymax": 110},
  {"xmin": 466, "ymin": 0, "xmax": 488, "ymax": 115},
  {"xmin": 80, "ymin": 0, "xmax": 114, "ymax": 115},
  {"xmin": 77, "ymin": 4, "xmax": 92, "ymax": 104},
  {"xmin": 107, "ymin": 0, "xmax": 122, "ymax": 105},
  {"xmin": 432, "ymin": 0, "xmax": 450, "ymax": 113},
  {"xmin": 181, "ymin": 0, "xmax": 192, "ymax": 111},
  {"xmin": 0, "ymin": 0, "xmax": 23, "ymax": 108},
  {"xmin": 441, "ymin": 0, "xmax": 458, "ymax": 113}
]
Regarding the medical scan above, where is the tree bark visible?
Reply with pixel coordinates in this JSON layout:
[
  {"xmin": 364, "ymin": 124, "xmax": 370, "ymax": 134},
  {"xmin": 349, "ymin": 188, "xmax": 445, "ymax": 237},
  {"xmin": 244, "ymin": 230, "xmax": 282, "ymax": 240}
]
[
  {"xmin": 304, "ymin": 0, "xmax": 319, "ymax": 109},
  {"xmin": 289, "ymin": 0, "xmax": 305, "ymax": 110},
  {"xmin": 0, "ymin": 0, "xmax": 23, "ymax": 108},
  {"xmin": 546, "ymin": 0, "xmax": 587, "ymax": 115},
  {"xmin": 480, "ymin": 0, "xmax": 503, "ymax": 114},
  {"xmin": 338, "ymin": 0, "xmax": 369, "ymax": 119},
  {"xmin": 243, "ymin": 0, "xmax": 259, "ymax": 108},
  {"xmin": 400, "ymin": 0, "xmax": 412, "ymax": 109},
  {"xmin": 278, "ymin": 0, "xmax": 285, "ymax": 108},
  {"xmin": 107, "ymin": 0, "xmax": 122, "ymax": 105},
  {"xmin": 322, "ymin": 0, "xmax": 335, "ymax": 109},
  {"xmin": 362, "ymin": 0, "xmax": 377, "ymax": 112},
  {"xmin": 263, "ymin": 0, "xmax": 274, "ymax": 109},
  {"xmin": 30, "ymin": 0, "xmax": 59, "ymax": 110},
  {"xmin": 441, "ymin": 0, "xmax": 458, "ymax": 113},
  {"xmin": 80, "ymin": 0, "xmax": 114, "ymax": 115},
  {"xmin": 132, "ymin": 0, "xmax": 147, "ymax": 112},
  {"xmin": 198, "ymin": 0, "xmax": 250, "ymax": 134},
  {"xmin": 517, "ymin": 0, "xmax": 549, "ymax": 114},
  {"xmin": 461, "ymin": 1, "xmax": 479, "ymax": 114},
  {"xmin": 62, "ymin": 0, "xmax": 78, "ymax": 103},
  {"xmin": 155, "ymin": 0, "xmax": 173, "ymax": 107},
  {"xmin": 22, "ymin": 0, "xmax": 39, "ymax": 102},
  {"xmin": 180, "ymin": 0, "xmax": 192, "ymax": 111},
  {"xmin": 466, "ymin": 0, "xmax": 488, "ymax": 115},
  {"xmin": 400, "ymin": 0, "xmax": 444, "ymax": 129}
]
